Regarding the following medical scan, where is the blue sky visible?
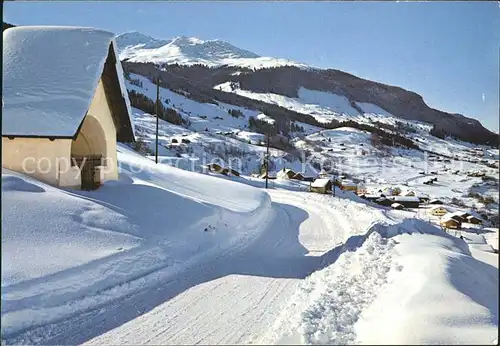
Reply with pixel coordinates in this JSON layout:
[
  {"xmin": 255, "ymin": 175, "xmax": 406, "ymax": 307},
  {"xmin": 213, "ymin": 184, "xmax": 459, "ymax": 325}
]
[{"xmin": 4, "ymin": 1, "xmax": 500, "ymax": 132}]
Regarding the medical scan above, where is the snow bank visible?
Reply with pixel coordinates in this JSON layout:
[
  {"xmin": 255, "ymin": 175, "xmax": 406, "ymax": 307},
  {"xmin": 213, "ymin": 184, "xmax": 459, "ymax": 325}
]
[
  {"xmin": 484, "ymin": 228, "xmax": 499, "ymax": 253},
  {"xmin": 265, "ymin": 219, "xmax": 498, "ymax": 345},
  {"xmin": 356, "ymin": 231, "xmax": 498, "ymax": 345},
  {"xmin": 116, "ymin": 144, "xmax": 267, "ymax": 212},
  {"xmin": 1, "ymin": 169, "xmax": 141, "ymax": 287},
  {"xmin": 1, "ymin": 145, "xmax": 274, "ymax": 337}
]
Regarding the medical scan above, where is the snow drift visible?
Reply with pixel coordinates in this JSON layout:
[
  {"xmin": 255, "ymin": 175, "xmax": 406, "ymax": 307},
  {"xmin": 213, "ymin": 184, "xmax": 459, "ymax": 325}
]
[
  {"xmin": 264, "ymin": 219, "xmax": 498, "ymax": 345},
  {"xmin": 1, "ymin": 145, "xmax": 273, "ymax": 337}
]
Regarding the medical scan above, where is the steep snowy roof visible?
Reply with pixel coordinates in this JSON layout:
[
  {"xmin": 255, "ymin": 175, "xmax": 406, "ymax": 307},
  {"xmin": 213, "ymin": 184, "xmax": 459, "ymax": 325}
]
[
  {"xmin": 3, "ymin": 26, "xmax": 135, "ymax": 141},
  {"xmin": 311, "ymin": 178, "xmax": 331, "ymax": 188},
  {"xmin": 389, "ymin": 196, "xmax": 420, "ymax": 203},
  {"xmin": 442, "ymin": 216, "xmax": 460, "ymax": 223}
]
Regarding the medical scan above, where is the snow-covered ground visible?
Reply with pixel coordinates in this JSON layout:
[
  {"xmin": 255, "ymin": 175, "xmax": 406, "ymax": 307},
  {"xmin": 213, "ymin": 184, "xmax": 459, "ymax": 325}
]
[
  {"xmin": 2, "ymin": 148, "xmax": 498, "ymax": 344},
  {"xmin": 2, "ymin": 145, "xmax": 274, "ymax": 340},
  {"xmin": 2, "ymin": 147, "xmax": 387, "ymax": 344},
  {"xmin": 262, "ymin": 219, "xmax": 498, "ymax": 345}
]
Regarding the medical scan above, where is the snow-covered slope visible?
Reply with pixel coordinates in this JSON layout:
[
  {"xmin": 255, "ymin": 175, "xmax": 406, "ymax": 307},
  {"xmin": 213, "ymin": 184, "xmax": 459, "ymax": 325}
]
[
  {"xmin": 1, "ymin": 171, "xmax": 140, "ymax": 287},
  {"xmin": 1, "ymin": 145, "xmax": 274, "ymax": 339},
  {"xmin": 128, "ymin": 71, "xmax": 498, "ymax": 213},
  {"xmin": 262, "ymin": 219, "xmax": 498, "ymax": 345},
  {"xmin": 214, "ymin": 82, "xmax": 427, "ymax": 129},
  {"xmin": 127, "ymin": 73, "xmax": 317, "ymax": 175},
  {"xmin": 116, "ymin": 32, "xmax": 309, "ymax": 69},
  {"xmin": 2, "ymin": 144, "xmax": 497, "ymax": 345}
]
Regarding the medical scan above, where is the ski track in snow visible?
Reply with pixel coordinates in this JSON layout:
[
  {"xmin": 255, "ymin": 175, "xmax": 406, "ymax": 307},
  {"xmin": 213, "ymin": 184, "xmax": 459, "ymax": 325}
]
[{"xmin": 3, "ymin": 190, "xmax": 386, "ymax": 345}]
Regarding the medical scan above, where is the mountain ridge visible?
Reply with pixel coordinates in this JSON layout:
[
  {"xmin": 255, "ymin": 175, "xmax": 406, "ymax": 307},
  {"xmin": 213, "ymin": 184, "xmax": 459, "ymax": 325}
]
[
  {"xmin": 113, "ymin": 30, "xmax": 498, "ymax": 145},
  {"xmin": 122, "ymin": 60, "xmax": 498, "ymax": 146},
  {"xmin": 115, "ymin": 31, "xmax": 309, "ymax": 69}
]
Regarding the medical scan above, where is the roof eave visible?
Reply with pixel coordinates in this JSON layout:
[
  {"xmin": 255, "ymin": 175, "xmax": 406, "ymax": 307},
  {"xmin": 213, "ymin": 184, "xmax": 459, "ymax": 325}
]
[{"xmin": 2, "ymin": 134, "xmax": 74, "ymax": 140}]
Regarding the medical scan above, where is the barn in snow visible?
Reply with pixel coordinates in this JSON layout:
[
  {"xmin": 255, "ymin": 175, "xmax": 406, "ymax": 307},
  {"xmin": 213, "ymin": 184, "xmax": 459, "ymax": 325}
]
[{"xmin": 2, "ymin": 26, "xmax": 135, "ymax": 190}]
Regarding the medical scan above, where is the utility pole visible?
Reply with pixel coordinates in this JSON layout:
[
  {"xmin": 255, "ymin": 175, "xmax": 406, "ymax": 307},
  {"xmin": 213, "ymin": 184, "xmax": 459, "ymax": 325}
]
[
  {"xmin": 155, "ymin": 76, "xmax": 160, "ymax": 164},
  {"xmin": 265, "ymin": 129, "xmax": 270, "ymax": 189}
]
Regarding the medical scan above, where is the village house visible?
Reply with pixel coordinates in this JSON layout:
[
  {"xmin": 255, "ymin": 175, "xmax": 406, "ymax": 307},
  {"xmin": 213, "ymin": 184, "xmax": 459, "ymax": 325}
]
[
  {"xmin": 466, "ymin": 215, "xmax": 483, "ymax": 225},
  {"xmin": 441, "ymin": 217, "xmax": 462, "ymax": 230},
  {"xmin": 310, "ymin": 178, "xmax": 333, "ymax": 194},
  {"xmin": 302, "ymin": 176, "xmax": 316, "ymax": 182},
  {"xmin": 429, "ymin": 199, "xmax": 444, "ymax": 205},
  {"xmin": 259, "ymin": 172, "xmax": 276, "ymax": 180},
  {"xmin": 375, "ymin": 197, "xmax": 393, "ymax": 207},
  {"xmin": 387, "ymin": 196, "xmax": 420, "ymax": 208},
  {"xmin": 417, "ymin": 195, "xmax": 430, "ymax": 203},
  {"xmin": 361, "ymin": 194, "xmax": 383, "ymax": 202},
  {"xmin": 357, "ymin": 182, "xmax": 368, "ymax": 195},
  {"xmin": 450, "ymin": 211, "xmax": 471, "ymax": 222},
  {"xmin": 277, "ymin": 168, "xmax": 296, "ymax": 180},
  {"xmin": 430, "ymin": 205, "xmax": 448, "ymax": 216},
  {"xmin": 228, "ymin": 168, "xmax": 240, "ymax": 177},
  {"xmin": 340, "ymin": 180, "xmax": 358, "ymax": 192},
  {"xmin": 318, "ymin": 169, "xmax": 330, "ymax": 179},
  {"xmin": 391, "ymin": 203, "xmax": 405, "ymax": 210},
  {"xmin": 291, "ymin": 172, "xmax": 305, "ymax": 181},
  {"xmin": 449, "ymin": 213, "xmax": 466, "ymax": 223},
  {"xmin": 206, "ymin": 163, "xmax": 227, "ymax": 175},
  {"xmin": 2, "ymin": 26, "xmax": 135, "ymax": 190}
]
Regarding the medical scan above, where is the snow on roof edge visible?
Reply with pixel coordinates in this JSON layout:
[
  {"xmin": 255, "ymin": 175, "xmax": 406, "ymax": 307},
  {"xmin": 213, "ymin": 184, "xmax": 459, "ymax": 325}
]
[
  {"xmin": 311, "ymin": 178, "xmax": 331, "ymax": 187},
  {"xmin": 112, "ymin": 38, "xmax": 136, "ymax": 141},
  {"xmin": 3, "ymin": 26, "xmax": 117, "ymax": 138}
]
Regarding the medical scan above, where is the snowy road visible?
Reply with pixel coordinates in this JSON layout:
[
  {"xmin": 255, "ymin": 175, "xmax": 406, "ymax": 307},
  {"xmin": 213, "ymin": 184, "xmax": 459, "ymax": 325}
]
[{"xmin": 6, "ymin": 190, "xmax": 382, "ymax": 345}]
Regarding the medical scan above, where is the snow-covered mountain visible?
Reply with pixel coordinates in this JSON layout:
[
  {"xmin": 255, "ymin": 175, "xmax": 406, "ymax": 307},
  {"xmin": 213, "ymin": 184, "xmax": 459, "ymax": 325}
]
[
  {"xmin": 116, "ymin": 31, "xmax": 309, "ymax": 69},
  {"xmin": 116, "ymin": 30, "xmax": 497, "ymax": 146}
]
